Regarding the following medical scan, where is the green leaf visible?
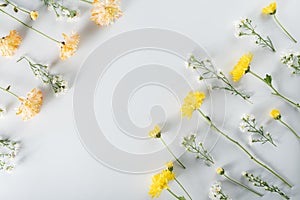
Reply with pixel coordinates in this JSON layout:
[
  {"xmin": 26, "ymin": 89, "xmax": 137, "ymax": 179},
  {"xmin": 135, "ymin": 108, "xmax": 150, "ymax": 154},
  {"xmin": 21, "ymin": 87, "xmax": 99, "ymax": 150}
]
[
  {"xmin": 5, "ymin": 85, "xmax": 11, "ymax": 91},
  {"xmin": 0, "ymin": 4, "xmax": 8, "ymax": 7},
  {"xmin": 13, "ymin": 6, "xmax": 18, "ymax": 12},
  {"xmin": 263, "ymin": 74, "xmax": 272, "ymax": 86}
]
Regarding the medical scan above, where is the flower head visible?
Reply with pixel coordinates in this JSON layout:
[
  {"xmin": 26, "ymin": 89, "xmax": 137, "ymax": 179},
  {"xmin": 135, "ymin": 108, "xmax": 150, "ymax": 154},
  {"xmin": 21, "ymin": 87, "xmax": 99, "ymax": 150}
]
[
  {"xmin": 30, "ymin": 11, "xmax": 39, "ymax": 20},
  {"xmin": 262, "ymin": 2, "xmax": 277, "ymax": 15},
  {"xmin": 216, "ymin": 167, "xmax": 224, "ymax": 175},
  {"xmin": 230, "ymin": 53, "xmax": 253, "ymax": 82},
  {"xmin": 181, "ymin": 91, "xmax": 206, "ymax": 119},
  {"xmin": 270, "ymin": 109, "xmax": 281, "ymax": 120},
  {"xmin": 16, "ymin": 88, "xmax": 43, "ymax": 121},
  {"xmin": 148, "ymin": 125, "xmax": 161, "ymax": 138},
  {"xmin": 60, "ymin": 32, "xmax": 80, "ymax": 60},
  {"xmin": 0, "ymin": 30, "xmax": 22, "ymax": 57},
  {"xmin": 149, "ymin": 169, "xmax": 175, "ymax": 198},
  {"xmin": 90, "ymin": 0, "xmax": 123, "ymax": 26}
]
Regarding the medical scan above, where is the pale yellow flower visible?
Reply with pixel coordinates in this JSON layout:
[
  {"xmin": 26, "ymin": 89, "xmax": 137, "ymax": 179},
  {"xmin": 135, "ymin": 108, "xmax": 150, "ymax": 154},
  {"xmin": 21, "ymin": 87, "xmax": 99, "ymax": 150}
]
[
  {"xmin": 230, "ymin": 53, "xmax": 253, "ymax": 82},
  {"xmin": 149, "ymin": 169, "xmax": 175, "ymax": 198},
  {"xmin": 90, "ymin": 0, "xmax": 123, "ymax": 26},
  {"xmin": 270, "ymin": 109, "xmax": 281, "ymax": 120},
  {"xmin": 30, "ymin": 11, "xmax": 39, "ymax": 20},
  {"xmin": 262, "ymin": 2, "xmax": 277, "ymax": 15},
  {"xmin": 216, "ymin": 167, "xmax": 224, "ymax": 175},
  {"xmin": 16, "ymin": 88, "xmax": 43, "ymax": 121},
  {"xmin": 0, "ymin": 30, "xmax": 22, "ymax": 57},
  {"xmin": 181, "ymin": 91, "xmax": 206, "ymax": 119},
  {"xmin": 60, "ymin": 32, "xmax": 80, "ymax": 60},
  {"xmin": 148, "ymin": 125, "xmax": 161, "ymax": 138}
]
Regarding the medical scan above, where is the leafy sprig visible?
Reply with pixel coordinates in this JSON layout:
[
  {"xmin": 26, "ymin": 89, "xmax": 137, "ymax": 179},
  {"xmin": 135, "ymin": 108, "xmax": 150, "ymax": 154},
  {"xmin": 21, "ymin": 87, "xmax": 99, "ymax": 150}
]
[
  {"xmin": 281, "ymin": 52, "xmax": 300, "ymax": 74},
  {"xmin": 42, "ymin": 0, "xmax": 78, "ymax": 19}
]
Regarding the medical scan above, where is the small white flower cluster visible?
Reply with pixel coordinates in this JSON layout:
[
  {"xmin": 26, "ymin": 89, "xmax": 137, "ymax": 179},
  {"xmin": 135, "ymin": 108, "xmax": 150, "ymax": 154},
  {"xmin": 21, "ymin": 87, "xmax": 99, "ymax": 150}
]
[
  {"xmin": 44, "ymin": 0, "xmax": 79, "ymax": 20},
  {"xmin": 209, "ymin": 182, "xmax": 231, "ymax": 200},
  {"xmin": 240, "ymin": 114, "xmax": 276, "ymax": 146},
  {"xmin": 280, "ymin": 51, "xmax": 300, "ymax": 74},
  {"xmin": 0, "ymin": 137, "xmax": 20, "ymax": 172},
  {"xmin": 50, "ymin": 75, "xmax": 68, "ymax": 94}
]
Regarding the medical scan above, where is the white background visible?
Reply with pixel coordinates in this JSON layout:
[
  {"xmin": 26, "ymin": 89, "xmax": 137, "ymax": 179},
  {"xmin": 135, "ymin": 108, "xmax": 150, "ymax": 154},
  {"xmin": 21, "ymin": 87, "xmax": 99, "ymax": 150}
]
[{"xmin": 0, "ymin": 0, "xmax": 300, "ymax": 199}]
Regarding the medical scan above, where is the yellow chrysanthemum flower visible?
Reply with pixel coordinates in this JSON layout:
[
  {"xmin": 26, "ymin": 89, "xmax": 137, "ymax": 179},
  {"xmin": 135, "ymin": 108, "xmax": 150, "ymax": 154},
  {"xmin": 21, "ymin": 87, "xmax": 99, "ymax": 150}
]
[
  {"xmin": 216, "ymin": 167, "xmax": 224, "ymax": 175},
  {"xmin": 90, "ymin": 0, "xmax": 123, "ymax": 27},
  {"xmin": 148, "ymin": 125, "xmax": 161, "ymax": 138},
  {"xmin": 262, "ymin": 2, "xmax": 277, "ymax": 15},
  {"xmin": 149, "ymin": 170, "xmax": 175, "ymax": 198},
  {"xmin": 181, "ymin": 91, "xmax": 206, "ymax": 119},
  {"xmin": 30, "ymin": 11, "xmax": 39, "ymax": 20},
  {"xmin": 230, "ymin": 53, "xmax": 253, "ymax": 82},
  {"xmin": 16, "ymin": 88, "xmax": 43, "ymax": 121},
  {"xmin": 60, "ymin": 32, "xmax": 80, "ymax": 60},
  {"xmin": 270, "ymin": 109, "xmax": 281, "ymax": 120},
  {"xmin": 0, "ymin": 30, "xmax": 22, "ymax": 57}
]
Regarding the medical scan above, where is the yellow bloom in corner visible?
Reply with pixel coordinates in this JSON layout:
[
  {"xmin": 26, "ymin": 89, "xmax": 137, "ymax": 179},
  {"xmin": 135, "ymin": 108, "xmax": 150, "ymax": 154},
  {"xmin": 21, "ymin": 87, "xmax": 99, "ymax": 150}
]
[
  {"xmin": 60, "ymin": 32, "xmax": 80, "ymax": 60},
  {"xmin": 149, "ymin": 170, "xmax": 175, "ymax": 198},
  {"xmin": 0, "ymin": 30, "xmax": 22, "ymax": 57},
  {"xmin": 262, "ymin": 2, "xmax": 277, "ymax": 15},
  {"xmin": 181, "ymin": 91, "xmax": 206, "ymax": 119},
  {"xmin": 30, "ymin": 11, "xmax": 39, "ymax": 20},
  {"xmin": 148, "ymin": 125, "xmax": 161, "ymax": 138},
  {"xmin": 230, "ymin": 53, "xmax": 253, "ymax": 82},
  {"xmin": 90, "ymin": 0, "xmax": 123, "ymax": 27},
  {"xmin": 16, "ymin": 88, "xmax": 43, "ymax": 121},
  {"xmin": 270, "ymin": 109, "xmax": 281, "ymax": 120}
]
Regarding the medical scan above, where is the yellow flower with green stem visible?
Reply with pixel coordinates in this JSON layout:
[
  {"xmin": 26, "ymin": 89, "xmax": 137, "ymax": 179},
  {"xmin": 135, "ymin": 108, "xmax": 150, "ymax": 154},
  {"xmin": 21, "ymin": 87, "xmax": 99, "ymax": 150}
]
[
  {"xmin": 1, "ymin": 0, "xmax": 39, "ymax": 20},
  {"xmin": 270, "ymin": 109, "xmax": 300, "ymax": 139},
  {"xmin": 0, "ymin": 30, "xmax": 22, "ymax": 57},
  {"xmin": 148, "ymin": 125, "xmax": 186, "ymax": 169},
  {"xmin": 181, "ymin": 91, "xmax": 292, "ymax": 188},
  {"xmin": 149, "ymin": 162, "xmax": 192, "ymax": 200},
  {"xmin": 262, "ymin": 2, "xmax": 297, "ymax": 43},
  {"xmin": 230, "ymin": 53, "xmax": 300, "ymax": 109},
  {"xmin": 0, "ymin": 9, "xmax": 79, "ymax": 60},
  {"xmin": 216, "ymin": 167, "xmax": 263, "ymax": 197}
]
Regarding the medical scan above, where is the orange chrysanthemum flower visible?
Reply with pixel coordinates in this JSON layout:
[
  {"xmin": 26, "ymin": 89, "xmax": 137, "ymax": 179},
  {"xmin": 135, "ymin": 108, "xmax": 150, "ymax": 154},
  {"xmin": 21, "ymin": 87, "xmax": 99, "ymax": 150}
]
[
  {"xmin": 90, "ymin": 0, "xmax": 123, "ymax": 26},
  {"xmin": 16, "ymin": 88, "xmax": 43, "ymax": 121},
  {"xmin": 60, "ymin": 32, "xmax": 80, "ymax": 60},
  {"xmin": 0, "ymin": 30, "xmax": 22, "ymax": 57}
]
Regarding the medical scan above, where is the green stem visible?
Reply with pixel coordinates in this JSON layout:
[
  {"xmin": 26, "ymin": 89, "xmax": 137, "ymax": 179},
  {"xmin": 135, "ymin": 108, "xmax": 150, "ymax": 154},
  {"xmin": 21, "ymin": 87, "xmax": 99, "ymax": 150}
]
[
  {"xmin": 0, "ymin": 86, "xmax": 19, "ymax": 99},
  {"xmin": 175, "ymin": 178, "xmax": 192, "ymax": 200},
  {"xmin": 223, "ymin": 173, "xmax": 263, "ymax": 197},
  {"xmin": 279, "ymin": 119, "xmax": 300, "ymax": 139},
  {"xmin": 167, "ymin": 189, "xmax": 184, "ymax": 200},
  {"xmin": 249, "ymin": 70, "xmax": 300, "ymax": 109},
  {"xmin": 0, "ymin": 9, "xmax": 61, "ymax": 44},
  {"xmin": 160, "ymin": 137, "xmax": 186, "ymax": 169},
  {"xmin": 80, "ymin": 0, "xmax": 93, "ymax": 4},
  {"xmin": 4, "ymin": 0, "xmax": 30, "ymax": 14},
  {"xmin": 273, "ymin": 15, "xmax": 297, "ymax": 43},
  {"xmin": 197, "ymin": 109, "xmax": 292, "ymax": 188}
]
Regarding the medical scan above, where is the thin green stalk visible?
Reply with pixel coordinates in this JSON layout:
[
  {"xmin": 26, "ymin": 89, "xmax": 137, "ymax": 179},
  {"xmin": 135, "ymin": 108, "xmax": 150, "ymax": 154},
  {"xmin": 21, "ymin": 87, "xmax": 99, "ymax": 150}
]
[
  {"xmin": 279, "ymin": 119, "xmax": 300, "ymax": 139},
  {"xmin": 175, "ymin": 178, "xmax": 192, "ymax": 200},
  {"xmin": 273, "ymin": 15, "xmax": 297, "ymax": 43},
  {"xmin": 160, "ymin": 137, "xmax": 186, "ymax": 169},
  {"xmin": 223, "ymin": 174, "xmax": 263, "ymax": 197},
  {"xmin": 0, "ymin": 86, "xmax": 19, "ymax": 99},
  {"xmin": 167, "ymin": 189, "xmax": 184, "ymax": 200},
  {"xmin": 4, "ymin": 0, "xmax": 30, "ymax": 14},
  {"xmin": 249, "ymin": 70, "xmax": 300, "ymax": 109},
  {"xmin": 197, "ymin": 109, "xmax": 292, "ymax": 188},
  {"xmin": 0, "ymin": 9, "xmax": 60, "ymax": 44},
  {"xmin": 80, "ymin": 0, "xmax": 93, "ymax": 4}
]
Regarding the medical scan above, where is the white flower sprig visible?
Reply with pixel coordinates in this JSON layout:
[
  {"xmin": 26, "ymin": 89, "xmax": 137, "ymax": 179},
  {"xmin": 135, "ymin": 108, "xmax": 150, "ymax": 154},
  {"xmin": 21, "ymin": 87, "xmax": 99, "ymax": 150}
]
[
  {"xmin": 17, "ymin": 56, "xmax": 68, "ymax": 95},
  {"xmin": 209, "ymin": 182, "xmax": 231, "ymax": 200},
  {"xmin": 42, "ymin": 0, "xmax": 78, "ymax": 19},
  {"xmin": 187, "ymin": 55, "xmax": 251, "ymax": 103},
  {"xmin": 281, "ymin": 51, "xmax": 300, "ymax": 74},
  {"xmin": 235, "ymin": 18, "xmax": 276, "ymax": 52},
  {"xmin": 243, "ymin": 172, "xmax": 290, "ymax": 200},
  {"xmin": 182, "ymin": 134, "xmax": 214, "ymax": 166},
  {"xmin": 240, "ymin": 114, "xmax": 276, "ymax": 146},
  {"xmin": 0, "ymin": 137, "xmax": 20, "ymax": 172}
]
